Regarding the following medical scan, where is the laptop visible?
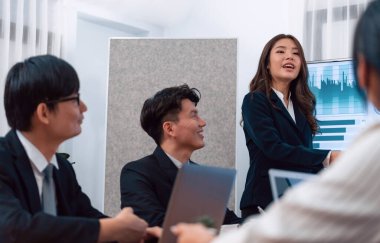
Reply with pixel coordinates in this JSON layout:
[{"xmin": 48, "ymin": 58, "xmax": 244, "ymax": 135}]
[
  {"xmin": 159, "ymin": 163, "xmax": 236, "ymax": 243},
  {"xmin": 269, "ymin": 169, "xmax": 315, "ymax": 201}
]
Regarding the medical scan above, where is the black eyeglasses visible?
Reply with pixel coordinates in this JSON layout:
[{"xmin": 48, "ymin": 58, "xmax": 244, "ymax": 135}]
[{"xmin": 45, "ymin": 93, "xmax": 80, "ymax": 106}]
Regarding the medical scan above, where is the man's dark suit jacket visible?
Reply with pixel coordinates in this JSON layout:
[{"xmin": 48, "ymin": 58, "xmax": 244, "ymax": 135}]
[
  {"xmin": 120, "ymin": 146, "xmax": 242, "ymax": 227},
  {"xmin": 240, "ymin": 90, "xmax": 330, "ymax": 211},
  {"xmin": 0, "ymin": 130, "xmax": 106, "ymax": 243}
]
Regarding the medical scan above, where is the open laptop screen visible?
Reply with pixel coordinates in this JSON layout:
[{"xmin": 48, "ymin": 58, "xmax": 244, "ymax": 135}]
[{"xmin": 269, "ymin": 169, "xmax": 315, "ymax": 201}]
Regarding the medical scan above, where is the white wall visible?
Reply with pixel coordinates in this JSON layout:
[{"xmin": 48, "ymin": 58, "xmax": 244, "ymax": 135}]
[
  {"xmin": 61, "ymin": 13, "xmax": 153, "ymax": 211},
  {"xmin": 163, "ymin": 0, "xmax": 291, "ymax": 214}
]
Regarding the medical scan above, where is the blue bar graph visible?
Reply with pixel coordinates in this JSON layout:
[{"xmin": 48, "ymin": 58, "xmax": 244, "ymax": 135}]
[
  {"xmin": 318, "ymin": 120, "xmax": 355, "ymax": 126},
  {"xmin": 319, "ymin": 128, "xmax": 346, "ymax": 133}
]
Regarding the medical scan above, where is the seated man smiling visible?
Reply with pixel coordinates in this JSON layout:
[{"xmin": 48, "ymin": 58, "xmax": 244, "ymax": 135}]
[{"xmin": 120, "ymin": 84, "xmax": 242, "ymax": 228}]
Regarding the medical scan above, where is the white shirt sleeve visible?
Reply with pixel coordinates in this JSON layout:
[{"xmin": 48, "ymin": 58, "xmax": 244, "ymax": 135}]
[{"xmin": 322, "ymin": 150, "xmax": 332, "ymax": 167}]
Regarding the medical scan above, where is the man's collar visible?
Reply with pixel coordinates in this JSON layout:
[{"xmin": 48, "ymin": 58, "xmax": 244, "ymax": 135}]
[
  {"xmin": 16, "ymin": 130, "xmax": 59, "ymax": 173},
  {"xmin": 165, "ymin": 152, "xmax": 189, "ymax": 168}
]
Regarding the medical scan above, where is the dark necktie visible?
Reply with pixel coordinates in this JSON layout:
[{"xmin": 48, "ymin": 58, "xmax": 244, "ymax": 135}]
[{"xmin": 42, "ymin": 164, "xmax": 57, "ymax": 215}]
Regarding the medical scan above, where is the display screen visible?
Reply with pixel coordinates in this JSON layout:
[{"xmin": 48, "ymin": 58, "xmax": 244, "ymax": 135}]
[
  {"xmin": 307, "ymin": 59, "xmax": 367, "ymax": 150},
  {"xmin": 308, "ymin": 59, "xmax": 366, "ymax": 115}
]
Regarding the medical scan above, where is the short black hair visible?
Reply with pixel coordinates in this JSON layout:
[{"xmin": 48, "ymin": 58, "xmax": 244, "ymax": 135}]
[
  {"xmin": 4, "ymin": 55, "xmax": 80, "ymax": 131},
  {"xmin": 353, "ymin": 0, "xmax": 380, "ymax": 83},
  {"xmin": 140, "ymin": 84, "xmax": 201, "ymax": 145}
]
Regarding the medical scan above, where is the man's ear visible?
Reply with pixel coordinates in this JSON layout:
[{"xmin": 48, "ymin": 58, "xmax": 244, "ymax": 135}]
[
  {"xmin": 162, "ymin": 121, "xmax": 174, "ymax": 137},
  {"xmin": 357, "ymin": 54, "xmax": 369, "ymax": 91},
  {"xmin": 35, "ymin": 103, "xmax": 51, "ymax": 125}
]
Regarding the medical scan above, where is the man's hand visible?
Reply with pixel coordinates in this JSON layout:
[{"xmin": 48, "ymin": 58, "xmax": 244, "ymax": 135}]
[
  {"xmin": 98, "ymin": 207, "xmax": 148, "ymax": 243},
  {"xmin": 171, "ymin": 223, "xmax": 215, "ymax": 243}
]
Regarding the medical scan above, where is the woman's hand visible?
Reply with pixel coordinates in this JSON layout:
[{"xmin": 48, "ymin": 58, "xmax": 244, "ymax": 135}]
[{"xmin": 329, "ymin": 150, "xmax": 341, "ymax": 165}]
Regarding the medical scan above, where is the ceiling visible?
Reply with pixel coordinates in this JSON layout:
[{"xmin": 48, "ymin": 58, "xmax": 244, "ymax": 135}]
[{"xmin": 74, "ymin": 0, "xmax": 199, "ymax": 28}]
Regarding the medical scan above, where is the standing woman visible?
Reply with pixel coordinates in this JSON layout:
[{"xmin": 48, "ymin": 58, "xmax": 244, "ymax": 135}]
[{"xmin": 240, "ymin": 34, "xmax": 339, "ymax": 219}]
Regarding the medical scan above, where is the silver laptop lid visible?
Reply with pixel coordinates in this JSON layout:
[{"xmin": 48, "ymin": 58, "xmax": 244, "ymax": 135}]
[{"xmin": 159, "ymin": 163, "xmax": 236, "ymax": 243}]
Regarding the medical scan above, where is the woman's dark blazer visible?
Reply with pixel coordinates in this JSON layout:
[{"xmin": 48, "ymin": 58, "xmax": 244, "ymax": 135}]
[{"xmin": 240, "ymin": 90, "xmax": 329, "ymax": 211}]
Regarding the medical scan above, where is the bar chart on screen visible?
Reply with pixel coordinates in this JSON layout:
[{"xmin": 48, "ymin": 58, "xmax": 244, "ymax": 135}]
[{"xmin": 307, "ymin": 59, "xmax": 368, "ymax": 150}]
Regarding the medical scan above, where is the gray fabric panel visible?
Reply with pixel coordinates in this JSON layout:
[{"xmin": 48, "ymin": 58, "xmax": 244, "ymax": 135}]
[{"xmin": 105, "ymin": 38, "xmax": 237, "ymax": 216}]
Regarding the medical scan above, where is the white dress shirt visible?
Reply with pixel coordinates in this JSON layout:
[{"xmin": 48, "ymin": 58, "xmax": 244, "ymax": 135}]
[
  {"xmin": 213, "ymin": 122, "xmax": 380, "ymax": 242},
  {"xmin": 272, "ymin": 87, "xmax": 295, "ymax": 123},
  {"xmin": 165, "ymin": 152, "xmax": 189, "ymax": 168},
  {"xmin": 16, "ymin": 131, "xmax": 59, "ymax": 201}
]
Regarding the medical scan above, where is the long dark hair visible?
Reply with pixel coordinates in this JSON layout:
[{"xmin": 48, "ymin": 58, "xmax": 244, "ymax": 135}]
[{"xmin": 249, "ymin": 34, "xmax": 318, "ymax": 134}]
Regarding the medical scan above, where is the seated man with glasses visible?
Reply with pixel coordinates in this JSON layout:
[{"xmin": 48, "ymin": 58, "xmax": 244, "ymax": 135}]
[{"xmin": 0, "ymin": 55, "xmax": 148, "ymax": 242}]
